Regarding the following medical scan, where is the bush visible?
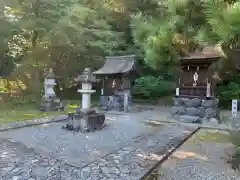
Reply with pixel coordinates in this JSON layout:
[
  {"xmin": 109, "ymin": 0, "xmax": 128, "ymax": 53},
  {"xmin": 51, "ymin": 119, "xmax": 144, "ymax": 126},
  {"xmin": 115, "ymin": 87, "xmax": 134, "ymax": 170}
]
[
  {"xmin": 217, "ymin": 74, "xmax": 240, "ymax": 108},
  {"xmin": 132, "ymin": 76, "xmax": 175, "ymax": 99}
]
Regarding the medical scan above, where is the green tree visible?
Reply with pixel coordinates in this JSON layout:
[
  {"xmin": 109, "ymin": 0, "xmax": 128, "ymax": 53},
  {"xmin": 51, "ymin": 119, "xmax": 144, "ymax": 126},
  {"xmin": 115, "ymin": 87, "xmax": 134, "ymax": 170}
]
[
  {"xmin": 131, "ymin": 0, "xmax": 208, "ymax": 71},
  {"xmin": 1, "ymin": 0, "xmax": 120, "ymax": 98}
]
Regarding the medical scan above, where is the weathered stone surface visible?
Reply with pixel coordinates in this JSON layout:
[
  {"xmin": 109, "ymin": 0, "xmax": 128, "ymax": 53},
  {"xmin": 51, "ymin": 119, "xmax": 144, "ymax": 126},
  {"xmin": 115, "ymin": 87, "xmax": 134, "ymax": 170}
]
[
  {"xmin": 172, "ymin": 97, "xmax": 219, "ymax": 123},
  {"xmin": 184, "ymin": 98, "xmax": 201, "ymax": 108},
  {"xmin": 172, "ymin": 106, "xmax": 186, "ymax": 115},
  {"xmin": 173, "ymin": 98, "xmax": 183, "ymax": 106},
  {"xmin": 202, "ymin": 99, "xmax": 217, "ymax": 108},
  {"xmin": 63, "ymin": 109, "xmax": 105, "ymax": 133},
  {"xmin": 197, "ymin": 107, "xmax": 205, "ymax": 118},
  {"xmin": 205, "ymin": 108, "xmax": 217, "ymax": 119},
  {"xmin": 179, "ymin": 115, "xmax": 201, "ymax": 123},
  {"xmin": 178, "ymin": 106, "xmax": 186, "ymax": 115},
  {"xmin": 208, "ymin": 118, "xmax": 219, "ymax": 126},
  {"xmin": 191, "ymin": 98, "xmax": 202, "ymax": 107},
  {"xmin": 39, "ymin": 98, "xmax": 64, "ymax": 112},
  {"xmin": 186, "ymin": 107, "xmax": 198, "ymax": 116},
  {"xmin": 184, "ymin": 99, "xmax": 193, "ymax": 107},
  {"xmin": 171, "ymin": 106, "xmax": 178, "ymax": 115}
]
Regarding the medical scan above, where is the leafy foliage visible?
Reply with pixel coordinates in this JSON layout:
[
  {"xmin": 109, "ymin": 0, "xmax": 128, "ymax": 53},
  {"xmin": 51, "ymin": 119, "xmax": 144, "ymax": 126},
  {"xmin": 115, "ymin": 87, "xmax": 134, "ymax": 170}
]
[
  {"xmin": 130, "ymin": 0, "xmax": 208, "ymax": 72},
  {"xmin": 132, "ymin": 76, "xmax": 175, "ymax": 99},
  {"xmin": 217, "ymin": 73, "xmax": 240, "ymax": 108},
  {"xmin": 203, "ymin": 0, "xmax": 240, "ymax": 49}
]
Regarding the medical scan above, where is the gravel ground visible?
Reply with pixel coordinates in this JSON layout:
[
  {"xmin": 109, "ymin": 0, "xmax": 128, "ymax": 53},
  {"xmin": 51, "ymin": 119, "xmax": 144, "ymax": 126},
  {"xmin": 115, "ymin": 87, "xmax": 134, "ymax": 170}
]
[
  {"xmin": 0, "ymin": 123, "xmax": 196, "ymax": 180},
  {"xmin": 145, "ymin": 129, "xmax": 240, "ymax": 180}
]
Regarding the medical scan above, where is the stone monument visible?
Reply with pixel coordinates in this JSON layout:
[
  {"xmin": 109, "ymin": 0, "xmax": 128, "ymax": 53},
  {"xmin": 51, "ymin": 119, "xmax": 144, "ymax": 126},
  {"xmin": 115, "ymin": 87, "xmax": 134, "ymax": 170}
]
[
  {"xmin": 39, "ymin": 68, "xmax": 64, "ymax": 111},
  {"xmin": 62, "ymin": 68, "xmax": 105, "ymax": 132}
]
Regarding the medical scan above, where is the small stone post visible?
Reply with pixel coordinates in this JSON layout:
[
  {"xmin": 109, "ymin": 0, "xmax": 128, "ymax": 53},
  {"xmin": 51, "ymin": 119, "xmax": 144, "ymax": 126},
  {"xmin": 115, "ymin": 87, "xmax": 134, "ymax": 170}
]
[
  {"xmin": 76, "ymin": 68, "xmax": 97, "ymax": 110},
  {"xmin": 124, "ymin": 92, "xmax": 128, "ymax": 112}
]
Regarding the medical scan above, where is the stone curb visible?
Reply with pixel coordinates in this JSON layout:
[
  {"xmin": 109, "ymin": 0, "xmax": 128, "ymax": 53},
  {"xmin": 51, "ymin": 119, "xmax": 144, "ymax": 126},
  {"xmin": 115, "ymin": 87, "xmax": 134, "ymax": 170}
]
[
  {"xmin": 0, "ymin": 114, "xmax": 68, "ymax": 132},
  {"xmin": 143, "ymin": 118, "xmax": 234, "ymax": 131}
]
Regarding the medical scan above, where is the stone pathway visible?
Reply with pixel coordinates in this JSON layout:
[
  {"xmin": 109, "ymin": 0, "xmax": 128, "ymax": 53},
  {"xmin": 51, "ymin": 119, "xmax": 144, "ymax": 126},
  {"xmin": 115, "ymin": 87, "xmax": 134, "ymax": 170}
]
[
  {"xmin": 145, "ymin": 129, "xmax": 240, "ymax": 180},
  {"xmin": 0, "ymin": 118, "xmax": 197, "ymax": 180}
]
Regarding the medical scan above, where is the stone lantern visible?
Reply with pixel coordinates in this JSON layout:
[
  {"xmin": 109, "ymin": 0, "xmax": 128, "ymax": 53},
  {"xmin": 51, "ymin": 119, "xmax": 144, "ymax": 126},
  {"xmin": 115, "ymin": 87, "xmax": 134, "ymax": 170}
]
[
  {"xmin": 62, "ymin": 68, "xmax": 105, "ymax": 132},
  {"xmin": 39, "ymin": 68, "xmax": 64, "ymax": 111},
  {"xmin": 44, "ymin": 68, "xmax": 56, "ymax": 99},
  {"xmin": 74, "ymin": 67, "xmax": 98, "ymax": 110}
]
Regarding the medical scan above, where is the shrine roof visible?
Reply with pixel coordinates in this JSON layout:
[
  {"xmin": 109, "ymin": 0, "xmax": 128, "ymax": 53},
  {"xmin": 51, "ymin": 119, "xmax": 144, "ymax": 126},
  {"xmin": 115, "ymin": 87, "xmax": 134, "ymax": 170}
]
[
  {"xmin": 179, "ymin": 46, "xmax": 221, "ymax": 64},
  {"xmin": 94, "ymin": 55, "xmax": 137, "ymax": 75}
]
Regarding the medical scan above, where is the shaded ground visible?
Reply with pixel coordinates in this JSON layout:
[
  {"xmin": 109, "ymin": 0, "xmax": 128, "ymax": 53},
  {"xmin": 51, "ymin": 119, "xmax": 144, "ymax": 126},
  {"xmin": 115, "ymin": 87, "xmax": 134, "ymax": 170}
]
[{"xmin": 145, "ymin": 129, "xmax": 240, "ymax": 180}]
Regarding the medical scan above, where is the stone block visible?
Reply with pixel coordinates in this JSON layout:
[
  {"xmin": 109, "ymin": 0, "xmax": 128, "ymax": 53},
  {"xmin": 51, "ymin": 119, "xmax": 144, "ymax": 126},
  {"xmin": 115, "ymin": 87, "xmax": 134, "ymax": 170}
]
[
  {"xmin": 39, "ymin": 98, "xmax": 64, "ymax": 112},
  {"xmin": 184, "ymin": 98, "xmax": 201, "ymax": 107},
  {"xmin": 97, "ymin": 113, "xmax": 105, "ymax": 125},
  {"xmin": 171, "ymin": 106, "xmax": 178, "ymax": 115},
  {"xmin": 191, "ymin": 98, "xmax": 202, "ymax": 107},
  {"xmin": 180, "ymin": 115, "xmax": 201, "ymax": 123},
  {"xmin": 173, "ymin": 97, "xmax": 183, "ymax": 106},
  {"xmin": 209, "ymin": 118, "xmax": 219, "ymax": 125},
  {"xmin": 63, "ymin": 110, "xmax": 105, "ymax": 133},
  {"xmin": 184, "ymin": 99, "xmax": 193, "ymax": 107},
  {"xmin": 81, "ymin": 108, "xmax": 96, "ymax": 115},
  {"xmin": 197, "ymin": 107, "xmax": 205, "ymax": 118},
  {"xmin": 202, "ymin": 99, "xmax": 217, "ymax": 108},
  {"xmin": 186, "ymin": 107, "xmax": 198, "ymax": 116},
  {"xmin": 178, "ymin": 106, "xmax": 186, "ymax": 115},
  {"xmin": 205, "ymin": 108, "xmax": 217, "ymax": 119}
]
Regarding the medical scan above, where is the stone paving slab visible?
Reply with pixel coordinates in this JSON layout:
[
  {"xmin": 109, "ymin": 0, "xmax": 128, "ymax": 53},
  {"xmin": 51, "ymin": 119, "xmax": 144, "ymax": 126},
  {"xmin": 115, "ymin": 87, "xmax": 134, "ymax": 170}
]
[
  {"xmin": 0, "ymin": 124, "xmax": 197, "ymax": 180},
  {"xmin": 146, "ymin": 129, "xmax": 240, "ymax": 180}
]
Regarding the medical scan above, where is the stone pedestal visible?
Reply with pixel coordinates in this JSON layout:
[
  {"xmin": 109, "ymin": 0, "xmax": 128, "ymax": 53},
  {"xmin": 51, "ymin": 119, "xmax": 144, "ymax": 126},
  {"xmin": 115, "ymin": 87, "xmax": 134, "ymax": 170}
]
[
  {"xmin": 63, "ymin": 68, "xmax": 105, "ymax": 132},
  {"xmin": 99, "ymin": 95, "xmax": 133, "ymax": 111},
  {"xmin": 171, "ymin": 96, "xmax": 220, "ymax": 124},
  {"xmin": 39, "ymin": 97, "xmax": 64, "ymax": 112}
]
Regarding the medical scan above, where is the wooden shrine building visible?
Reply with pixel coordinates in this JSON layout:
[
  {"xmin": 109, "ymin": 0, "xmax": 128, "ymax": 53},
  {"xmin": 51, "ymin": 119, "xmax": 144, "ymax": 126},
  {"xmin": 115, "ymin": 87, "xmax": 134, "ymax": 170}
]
[
  {"xmin": 172, "ymin": 46, "xmax": 221, "ymax": 123},
  {"xmin": 94, "ymin": 55, "xmax": 139, "ymax": 111}
]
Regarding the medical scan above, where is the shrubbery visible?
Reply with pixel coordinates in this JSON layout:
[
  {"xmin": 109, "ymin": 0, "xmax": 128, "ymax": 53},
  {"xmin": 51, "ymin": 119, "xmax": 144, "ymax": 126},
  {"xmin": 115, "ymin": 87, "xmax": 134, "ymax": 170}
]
[
  {"xmin": 217, "ymin": 74, "xmax": 240, "ymax": 108},
  {"xmin": 132, "ymin": 76, "xmax": 175, "ymax": 99}
]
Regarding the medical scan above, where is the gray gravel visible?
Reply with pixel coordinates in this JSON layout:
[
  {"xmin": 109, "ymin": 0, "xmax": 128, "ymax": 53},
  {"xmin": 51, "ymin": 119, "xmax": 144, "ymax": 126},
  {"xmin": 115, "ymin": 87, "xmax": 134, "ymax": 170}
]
[
  {"xmin": 0, "ymin": 110, "xmax": 197, "ymax": 180},
  {"xmin": 0, "ymin": 122, "xmax": 196, "ymax": 180},
  {"xmin": 146, "ymin": 129, "xmax": 240, "ymax": 180}
]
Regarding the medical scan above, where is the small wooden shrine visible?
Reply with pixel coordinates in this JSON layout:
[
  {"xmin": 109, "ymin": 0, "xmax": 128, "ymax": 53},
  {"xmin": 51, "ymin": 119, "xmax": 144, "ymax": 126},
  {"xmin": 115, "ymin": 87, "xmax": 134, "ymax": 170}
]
[
  {"xmin": 176, "ymin": 46, "xmax": 220, "ymax": 97},
  {"xmin": 172, "ymin": 46, "xmax": 221, "ymax": 123},
  {"xmin": 94, "ymin": 55, "xmax": 139, "ymax": 111}
]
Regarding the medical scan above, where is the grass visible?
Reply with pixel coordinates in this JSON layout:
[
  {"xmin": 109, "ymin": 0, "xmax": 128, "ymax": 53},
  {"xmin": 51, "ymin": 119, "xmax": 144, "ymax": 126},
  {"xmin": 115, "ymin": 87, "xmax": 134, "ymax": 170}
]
[
  {"xmin": 0, "ymin": 105, "xmax": 61, "ymax": 124},
  {"xmin": 194, "ymin": 130, "xmax": 230, "ymax": 143},
  {"xmin": 0, "ymin": 100, "xmax": 99, "ymax": 124}
]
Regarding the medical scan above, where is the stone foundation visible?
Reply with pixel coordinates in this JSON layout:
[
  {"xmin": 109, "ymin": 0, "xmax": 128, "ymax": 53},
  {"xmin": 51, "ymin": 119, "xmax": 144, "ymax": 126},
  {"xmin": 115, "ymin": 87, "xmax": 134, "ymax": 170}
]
[
  {"xmin": 39, "ymin": 97, "xmax": 64, "ymax": 112},
  {"xmin": 62, "ymin": 109, "xmax": 105, "ymax": 132},
  {"xmin": 171, "ymin": 96, "xmax": 220, "ymax": 124},
  {"xmin": 100, "ymin": 95, "xmax": 132, "ymax": 111}
]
